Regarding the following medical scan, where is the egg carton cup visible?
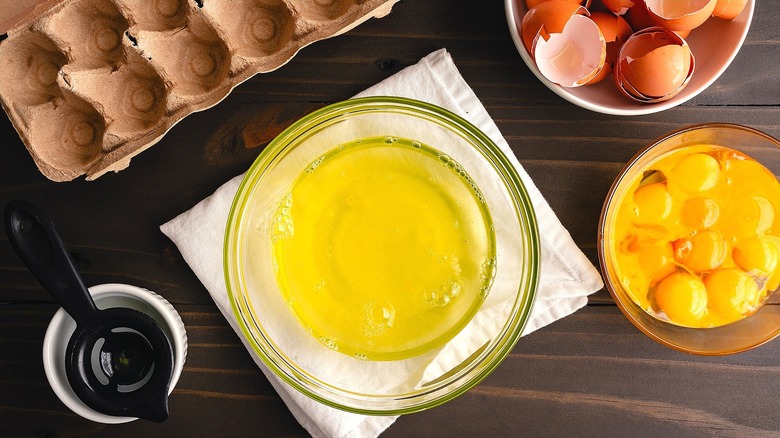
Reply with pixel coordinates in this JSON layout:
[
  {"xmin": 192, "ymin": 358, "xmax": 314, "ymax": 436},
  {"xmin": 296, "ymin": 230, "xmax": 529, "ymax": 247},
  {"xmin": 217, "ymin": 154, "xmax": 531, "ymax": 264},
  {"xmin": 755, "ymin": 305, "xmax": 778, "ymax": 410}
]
[{"xmin": 0, "ymin": 0, "xmax": 399, "ymax": 181}]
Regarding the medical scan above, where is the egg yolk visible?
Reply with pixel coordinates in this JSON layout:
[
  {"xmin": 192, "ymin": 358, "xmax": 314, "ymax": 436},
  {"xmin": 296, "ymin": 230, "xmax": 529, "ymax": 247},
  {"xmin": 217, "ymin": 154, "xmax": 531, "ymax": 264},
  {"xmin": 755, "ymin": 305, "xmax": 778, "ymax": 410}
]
[
  {"xmin": 634, "ymin": 182, "xmax": 673, "ymax": 223},
  {"xmin": 654, "ymin": 272, "xmax": 708, "ymax": 326},
  {"xmin": 722, "ymin": 196, "xmax": 774, "ymax": 239},
  {"xmin": 637, "ymin": 243, "xmax": 675, "ymax": 284},
  {"xmin": 764, "ymin": 236, "xmax": 780, "ymax": 292},
  {"xmin": 704, "ymin": 268, "xmax": 761, "ymax": 323},
  {"xmin": 733, "ymin": 237, "xmax": 780, "ymax": 274},
  {"xmin": 672, "ymin": 153, "xmax": 720, "ymax": 192},
  {"xmin": 680, "ymin": 197, "xmax": 719, "ymax": 229},
  {"xmin": 673, "ymin": 230, "xmax": 728, "ymax": 273},
  {"xmin": 722, "ymin": 153, "xmax": 780, "ymax": 193},
  {"xmin": 611, "ymin": 145, "xmax": 780, "ymax": 328}
]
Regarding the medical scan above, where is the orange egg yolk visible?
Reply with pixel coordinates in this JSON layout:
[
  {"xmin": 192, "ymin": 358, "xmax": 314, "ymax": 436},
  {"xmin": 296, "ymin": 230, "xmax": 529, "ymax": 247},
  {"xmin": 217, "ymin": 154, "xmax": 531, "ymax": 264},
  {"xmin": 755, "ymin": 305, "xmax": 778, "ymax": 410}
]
[
  {"xmin": 634, "ymin": 182, "xmax": 673, "ymax": 223},
  {"xmin": 637, "ymin": 242, "xmax": 676, "ymax": 284},
  {"xmin": 673, "ymin": 230, "xmax": 728, "ymax": 273},
  {"xmin": 672, "ymin": 153, "xmax": 720, "ymax": 193},
  {"xmin": 611, "ymin": 145, "xmax": 780, "ymax": 328},
  {"xmin": 704, "ymin": 268, "xmax": 761, "ymax": 323},
  {"xmin": 654, "ymin": 272, "xmax": 708, "ymax": 326},
  {"xmin": 680, "ymin": 197, "xmax": 719, "ymax": 229},
  {"xmin": 722, "ymin": 196, "xmax": 774, "ymax": 238},
  {"xmin": 733, "ymin": 237, "xmax": 780, "ymax": 274}
]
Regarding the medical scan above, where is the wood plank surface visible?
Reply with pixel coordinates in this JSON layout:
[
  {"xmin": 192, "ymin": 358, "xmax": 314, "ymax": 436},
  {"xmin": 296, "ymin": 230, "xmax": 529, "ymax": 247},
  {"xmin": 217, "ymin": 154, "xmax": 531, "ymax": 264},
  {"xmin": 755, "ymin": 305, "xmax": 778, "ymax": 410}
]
[{"xmin": 1, "ymin": 0, "xmax": 779, "ymax": 436}]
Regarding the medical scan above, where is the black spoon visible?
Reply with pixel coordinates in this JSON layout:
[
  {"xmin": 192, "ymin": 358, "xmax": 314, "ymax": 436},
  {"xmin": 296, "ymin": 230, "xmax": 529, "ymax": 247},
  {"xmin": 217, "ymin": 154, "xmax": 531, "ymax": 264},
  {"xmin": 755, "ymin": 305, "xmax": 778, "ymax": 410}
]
[{"xmin": 4, "ymin": 200, "xmax": 174, "ymax": 422}]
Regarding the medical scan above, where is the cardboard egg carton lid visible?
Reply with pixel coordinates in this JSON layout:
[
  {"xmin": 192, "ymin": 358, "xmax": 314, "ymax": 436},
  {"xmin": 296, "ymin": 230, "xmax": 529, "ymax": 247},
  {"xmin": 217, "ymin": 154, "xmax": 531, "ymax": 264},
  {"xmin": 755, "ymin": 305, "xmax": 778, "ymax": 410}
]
[{"xmin": 0, "ymin": 0, "xmax": 399, "ymax": 181}]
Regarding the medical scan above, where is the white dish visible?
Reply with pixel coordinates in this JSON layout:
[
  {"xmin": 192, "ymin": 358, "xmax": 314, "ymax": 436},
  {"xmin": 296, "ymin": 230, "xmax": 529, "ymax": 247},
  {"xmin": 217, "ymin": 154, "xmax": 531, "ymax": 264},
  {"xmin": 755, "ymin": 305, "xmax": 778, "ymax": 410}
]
[
  {"xmin": 42, "ymin": 283, "xmax": 187, "ymax": 424},
  {"xmin": 504, "ymin": 0, "xmax": 754, "ymax": 115}
]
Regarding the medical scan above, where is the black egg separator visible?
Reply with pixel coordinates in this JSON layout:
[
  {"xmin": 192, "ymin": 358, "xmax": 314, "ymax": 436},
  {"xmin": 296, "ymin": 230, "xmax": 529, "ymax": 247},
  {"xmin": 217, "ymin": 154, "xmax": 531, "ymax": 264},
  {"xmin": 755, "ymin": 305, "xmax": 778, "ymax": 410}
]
[{"xmin": 4, "ymin": 200, "xmax": 174, "ymax": 422}]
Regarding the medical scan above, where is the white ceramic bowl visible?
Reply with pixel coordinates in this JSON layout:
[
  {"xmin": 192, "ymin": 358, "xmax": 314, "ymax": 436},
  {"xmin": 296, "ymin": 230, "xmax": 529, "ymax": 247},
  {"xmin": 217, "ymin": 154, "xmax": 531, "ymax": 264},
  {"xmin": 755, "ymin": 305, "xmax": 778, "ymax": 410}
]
[
  {"xmin": 42, "ymin": 283, "xmax": 187, "ymax": 423},
  {"xmin": 504, "ymin": 0, "xmax": 754, "ymax": 115}
]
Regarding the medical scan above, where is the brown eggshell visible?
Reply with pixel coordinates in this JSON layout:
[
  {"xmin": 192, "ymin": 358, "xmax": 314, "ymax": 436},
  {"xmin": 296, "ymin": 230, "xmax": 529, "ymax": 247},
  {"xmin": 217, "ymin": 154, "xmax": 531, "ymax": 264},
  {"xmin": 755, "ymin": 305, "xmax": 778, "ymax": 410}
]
[
  {"xmin": 600, "ymin": 0, "xmax": 634, "ymax": 15},
  {"xmin": 623, "ymin": 45, "xmax": 691, "ymax": 97},
  {"xmin": 674, "ymin": 29, "xmax": 691, "ymax": 39},
  {"xmin": 587, "ymin": 11, "xmax": 632, "ymax": 84},
  {"xmin": 624, "ymin": 0, "xmax": 656, "ymax": 31},
  {"xmin": 534, "ymin": 13, "xmax": 606, "ymax": 87},
  {"xmin": 590, "ymin": 11, "xmax": 632, "ymax": 49},
  {"xmin": 614, "ymin": 26, "xmax": 694, "ymax": 102},
  {"xmin": 586, "ymin": 62, "xmax": 612, "ymax": 85},
  {"xmin": 712, "ymin": 0, "xmax": 748, "ymax": 20},
  {"xmin": 520, "ymin": 1, "xmax": 588, "ymax": 54},
  {"xmin": 644, "ymin": 0, "xmax": 717, "ymax": 31}
]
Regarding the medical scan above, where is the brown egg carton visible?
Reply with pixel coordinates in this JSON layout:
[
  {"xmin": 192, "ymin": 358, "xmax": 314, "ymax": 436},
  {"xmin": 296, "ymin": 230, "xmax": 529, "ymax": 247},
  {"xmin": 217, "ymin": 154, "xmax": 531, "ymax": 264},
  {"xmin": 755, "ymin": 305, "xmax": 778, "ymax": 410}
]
[{"xmin": 0, "ymin": 0, "xmax": 399, "ymax": 181}]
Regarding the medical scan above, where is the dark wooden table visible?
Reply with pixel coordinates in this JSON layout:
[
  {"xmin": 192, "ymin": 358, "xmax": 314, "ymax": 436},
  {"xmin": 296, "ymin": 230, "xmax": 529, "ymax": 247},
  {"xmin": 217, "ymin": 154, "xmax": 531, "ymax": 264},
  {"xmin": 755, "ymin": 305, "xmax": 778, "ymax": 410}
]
[{"xmin": 2, "ymin": 1, "xmax": 779, "ymax": 436}]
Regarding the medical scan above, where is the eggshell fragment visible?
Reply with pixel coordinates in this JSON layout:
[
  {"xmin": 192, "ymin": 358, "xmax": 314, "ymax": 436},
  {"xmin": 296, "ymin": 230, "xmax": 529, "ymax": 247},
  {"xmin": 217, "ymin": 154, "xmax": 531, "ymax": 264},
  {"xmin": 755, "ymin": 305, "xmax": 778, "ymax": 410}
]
[
  {"xmin": 520, "ymin": 1, "xmax": 588, "ymax": 53},
  {"xmin": 674, "ymin": 29, "xmax": 691, "ymax": 39},
  {"xmin": 534, "ymin": 14, "xmax": 606, "ymax": 87},
  {"xmin": 601, "ymin": 0, "xmax": 634, "ymax": 15},
  {"xmin": 614, "ymin": 27, "xmax": 694, "ymax": 102},
  {"xmin": 624, "ymin": 0, "xmax": 656, "ymax": 31},
  {"xmin": 712, "ymin": 0, "xmax": 748, "ymax": 20},
  {"xmin": 590, "ymin": 11, "xmax": 633, "ymax": 43},
  {"xmin": 644, "ymin": 0, "xmax": 717, "ymax": 31},
  {"xmin": 624, "ymin": 45, "xmax": 691, "ymax": 97},
  {"xmin": 587, "ymin": 11, "xmax": 632, "ymax": 84}
]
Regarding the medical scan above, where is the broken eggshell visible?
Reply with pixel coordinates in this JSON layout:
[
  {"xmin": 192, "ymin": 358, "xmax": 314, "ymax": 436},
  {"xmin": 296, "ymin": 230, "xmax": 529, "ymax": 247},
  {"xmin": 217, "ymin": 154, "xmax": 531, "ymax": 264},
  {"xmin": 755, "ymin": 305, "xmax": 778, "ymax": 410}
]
[
  {"xmin": 586, "ymin": 11, "xmax": 632, "ymax": 84},
  {"xmin": 601, "ymin": 0, "xmax": 635, "ymax": 16},
  {"xmin": 520, "ymin": 1, "xmax": 587, "ymax": 53},
  {"xmin": 614, "ymin": 26, "xmax": 694, "ymax": 102},
  {"xmin": 505, "ymin": 0, "xmax": 753, "ymax": 115},
  {"xmin": 713, "ymin": 0, "xmax": 749, "ymax": 20},
  {"xmin": 624, "ymin": 0, "xmax": 656, "ymax": 31},
  {"xmin": 534, "ymin": 13, "xmax": 606, "ymax": 87},
  {"xmin": 644, "ymin": 0, "xmax": 717, "ymax": 32}
]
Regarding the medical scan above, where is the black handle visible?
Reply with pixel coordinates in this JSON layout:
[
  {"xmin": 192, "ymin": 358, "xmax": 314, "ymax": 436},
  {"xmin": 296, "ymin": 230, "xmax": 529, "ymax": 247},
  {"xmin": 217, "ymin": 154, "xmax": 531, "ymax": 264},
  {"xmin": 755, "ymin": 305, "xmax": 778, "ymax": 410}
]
[{"xmin": 4, "ymin": 200, "xmax": 98, "ymax": 325}]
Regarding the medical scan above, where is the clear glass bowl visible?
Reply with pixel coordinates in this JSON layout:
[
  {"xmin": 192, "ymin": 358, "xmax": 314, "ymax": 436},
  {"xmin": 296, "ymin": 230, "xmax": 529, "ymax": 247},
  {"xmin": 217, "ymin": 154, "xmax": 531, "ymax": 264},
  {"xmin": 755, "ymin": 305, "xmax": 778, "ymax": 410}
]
[
  {"xmin": 599, "ymin": 123, "xmax": 780, "ymax": 355},
  {"xmin": 224, "ymin": 97, "xmax": 540, "ymax": 414}
]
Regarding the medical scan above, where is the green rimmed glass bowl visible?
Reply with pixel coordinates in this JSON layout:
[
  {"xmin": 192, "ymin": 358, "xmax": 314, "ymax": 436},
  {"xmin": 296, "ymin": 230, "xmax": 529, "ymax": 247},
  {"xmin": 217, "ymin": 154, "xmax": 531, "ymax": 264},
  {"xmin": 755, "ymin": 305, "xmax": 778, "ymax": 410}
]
[{"xmin": 224, "ymin": 96, "xmax": 539, "ymax": 414}]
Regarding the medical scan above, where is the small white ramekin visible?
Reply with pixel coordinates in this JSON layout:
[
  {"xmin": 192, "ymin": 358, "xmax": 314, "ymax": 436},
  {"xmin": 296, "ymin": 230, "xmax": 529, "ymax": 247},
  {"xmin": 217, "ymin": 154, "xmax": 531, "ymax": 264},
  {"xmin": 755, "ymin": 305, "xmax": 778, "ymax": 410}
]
[{"xmin": 42, "ymin": 283, "xmax": 187, "ymax": 423}]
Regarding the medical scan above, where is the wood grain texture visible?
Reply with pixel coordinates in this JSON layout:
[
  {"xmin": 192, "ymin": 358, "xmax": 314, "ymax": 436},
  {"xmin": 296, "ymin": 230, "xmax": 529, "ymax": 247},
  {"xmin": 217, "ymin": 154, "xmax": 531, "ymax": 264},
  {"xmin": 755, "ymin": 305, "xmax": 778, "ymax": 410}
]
[{"xmin": 1, "ymin": 0, "xmax": 779, "ymax": 436}]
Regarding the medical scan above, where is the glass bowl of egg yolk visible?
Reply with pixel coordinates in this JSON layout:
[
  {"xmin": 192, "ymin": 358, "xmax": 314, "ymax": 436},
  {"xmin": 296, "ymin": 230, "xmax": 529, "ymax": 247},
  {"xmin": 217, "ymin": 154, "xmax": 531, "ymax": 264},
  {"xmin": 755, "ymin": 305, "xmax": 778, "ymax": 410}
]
[
  {"xmin": 599, "ymin": 123, "xmax": 780, "ymax": 355},
  {"xmin": 224, "ymin": 96, "xmax": 540, "ymax": 414}
]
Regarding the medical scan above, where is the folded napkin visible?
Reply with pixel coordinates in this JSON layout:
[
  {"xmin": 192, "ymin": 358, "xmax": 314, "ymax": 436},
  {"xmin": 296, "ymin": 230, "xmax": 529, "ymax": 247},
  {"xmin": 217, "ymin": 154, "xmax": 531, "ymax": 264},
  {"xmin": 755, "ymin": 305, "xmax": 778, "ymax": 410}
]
[{"xmin": 161, "ymin": 48, "xmax": 603, "ymax": 438}]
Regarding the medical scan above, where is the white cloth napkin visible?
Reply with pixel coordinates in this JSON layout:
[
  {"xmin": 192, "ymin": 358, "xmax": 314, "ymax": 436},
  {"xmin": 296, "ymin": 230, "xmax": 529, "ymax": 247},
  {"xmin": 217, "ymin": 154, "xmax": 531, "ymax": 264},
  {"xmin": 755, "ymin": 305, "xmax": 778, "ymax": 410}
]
[{"xmin": 160, "ymin": 48, "xmax": 603, "ymax": 438}]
